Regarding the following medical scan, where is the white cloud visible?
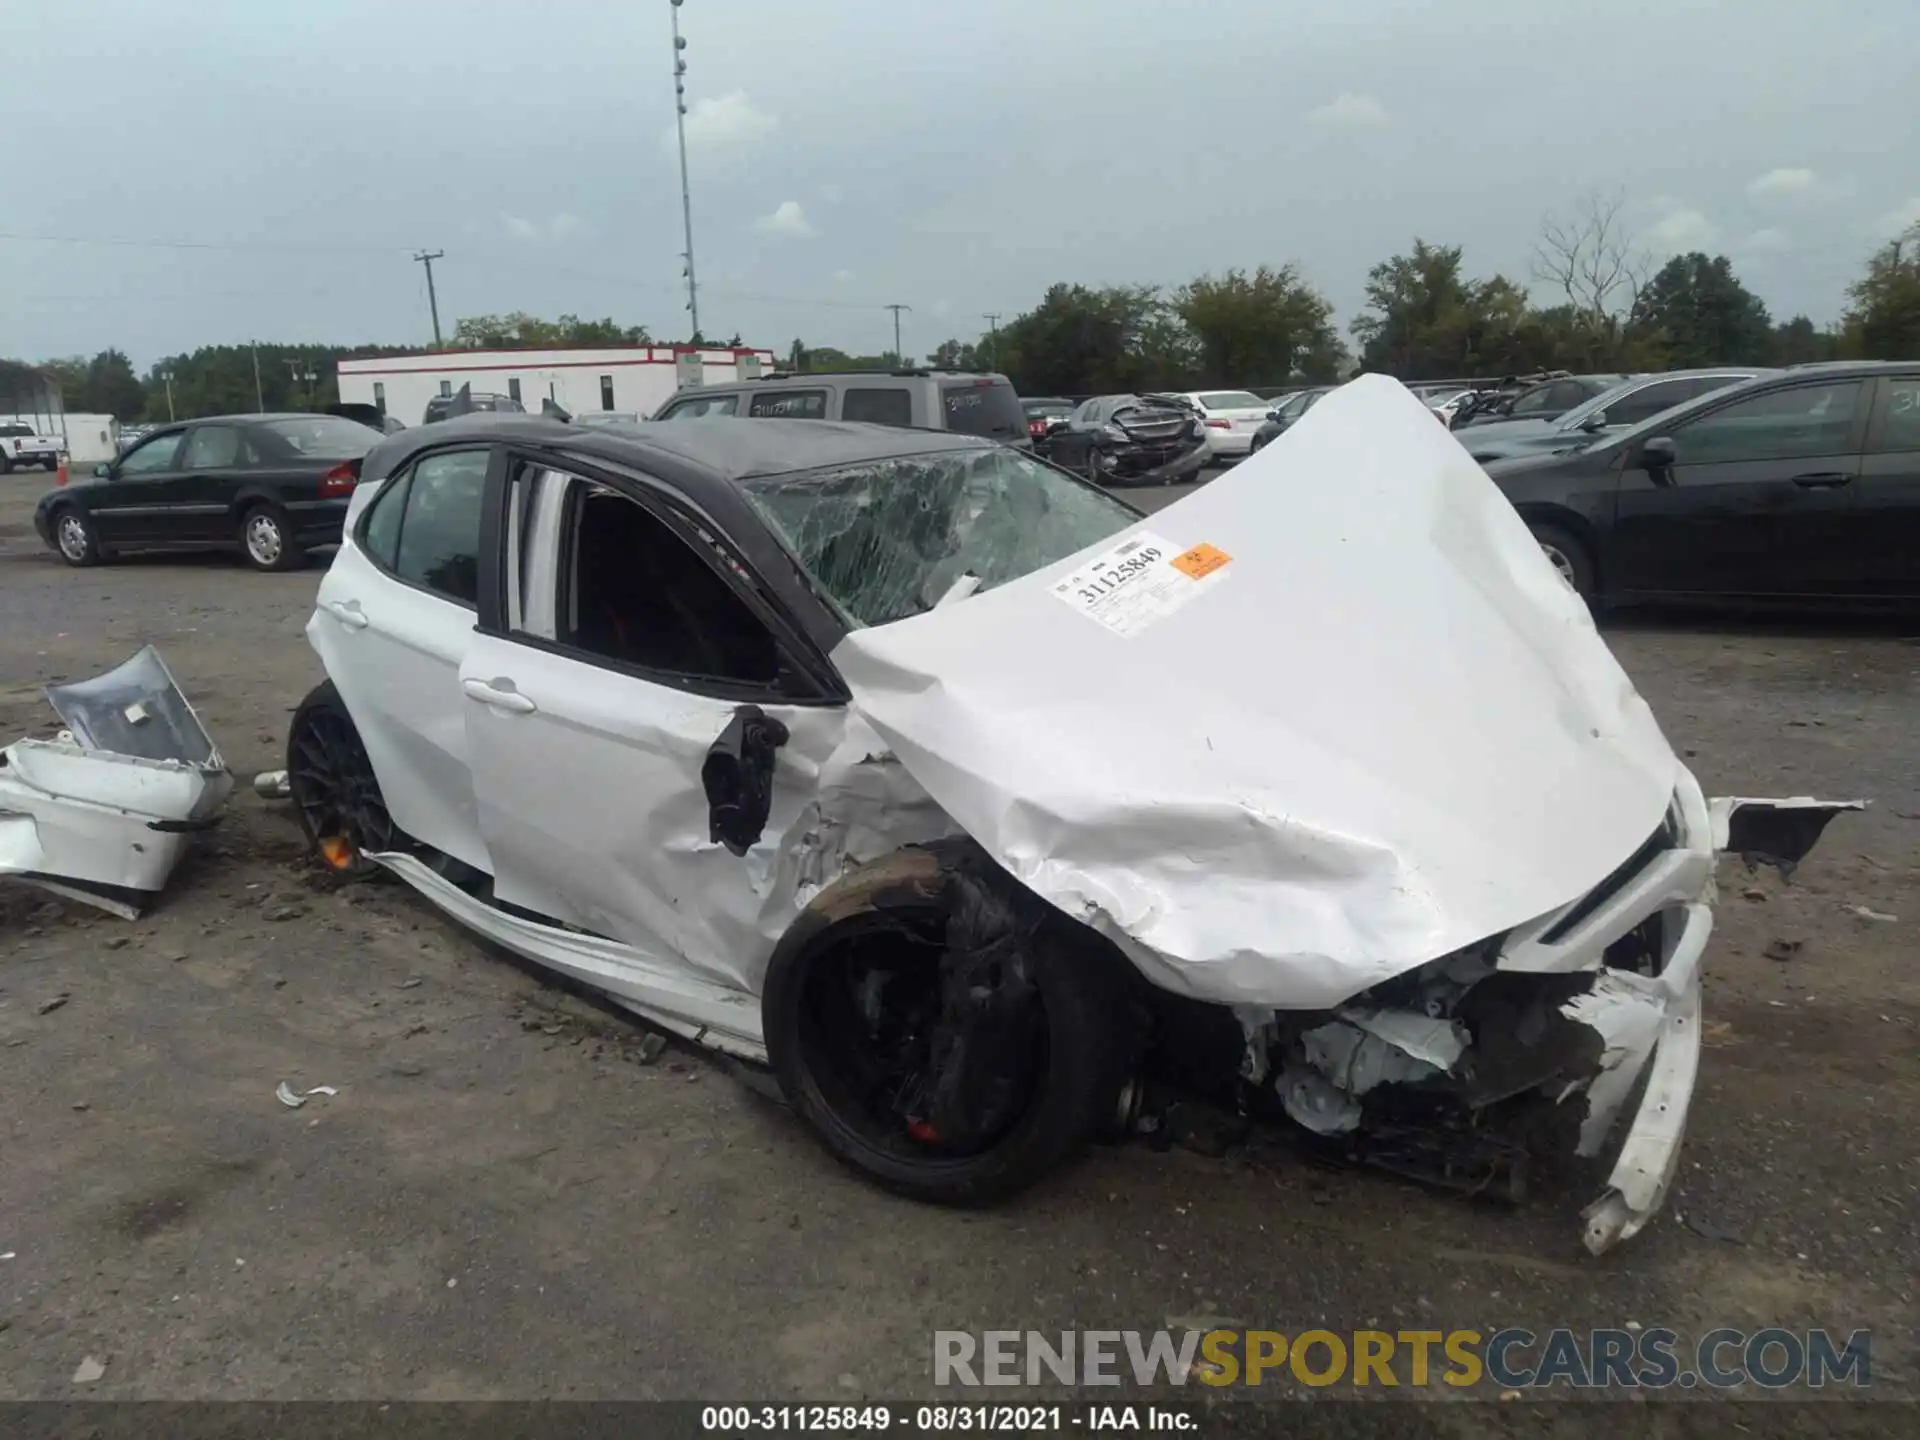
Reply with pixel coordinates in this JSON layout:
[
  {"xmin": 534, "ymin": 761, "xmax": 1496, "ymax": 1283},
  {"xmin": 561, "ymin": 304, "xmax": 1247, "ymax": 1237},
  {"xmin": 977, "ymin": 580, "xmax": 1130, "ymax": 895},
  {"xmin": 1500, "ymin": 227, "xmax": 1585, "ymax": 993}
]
[
  {"xmin": 501, "ymin": 211, "xmax": 585, "ymax": 242},
  {"xmin": 753, "ymin": 200, "xmax": 815, "ymax": 239},
  {"xmin": 1644, "ymin": 206, "xmax": 1717, "ymax": 253},
  {"xmin": 1747, "ymin": 167, "xmax": 1817, "ymax": 201},
  {"xmin": 1739, "ymin": 227, "xmax": 1791, "ymax": 254},
  {"xmin": 667, "ymin": 90, "xmax": 777, "ymax": 165},
  {"xmin": 1307, "ymin": 93, "xmax": 1388, "ymax": 129},
  {"xmin": 1875, "ymin": 196, "xmax": 1920, "ymax": 238}
]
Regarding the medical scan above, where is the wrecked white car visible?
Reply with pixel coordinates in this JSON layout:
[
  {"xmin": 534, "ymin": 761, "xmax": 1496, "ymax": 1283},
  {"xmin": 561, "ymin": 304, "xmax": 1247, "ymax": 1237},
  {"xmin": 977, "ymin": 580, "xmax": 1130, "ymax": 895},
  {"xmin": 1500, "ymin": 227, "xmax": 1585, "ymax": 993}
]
[
  {"xmin": 1, "ymin": 646, "xmax": 234, "ymax": 918},
  {"xmin": 286, "ymin": 378, "xmax": 1855, "ymax": 1253}
]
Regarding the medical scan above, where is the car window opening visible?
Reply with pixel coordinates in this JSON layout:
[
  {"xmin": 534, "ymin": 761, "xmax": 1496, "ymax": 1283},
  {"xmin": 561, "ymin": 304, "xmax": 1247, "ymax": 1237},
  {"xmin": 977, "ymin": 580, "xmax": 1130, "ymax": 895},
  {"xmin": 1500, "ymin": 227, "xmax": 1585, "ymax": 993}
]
[
  {"xmin": 563, "ymin": 486, "xmax": 781, "ymax": 686},
  {"xmin": 742, "ymin": 447, "xmax": 1139, "ymax": 628}
]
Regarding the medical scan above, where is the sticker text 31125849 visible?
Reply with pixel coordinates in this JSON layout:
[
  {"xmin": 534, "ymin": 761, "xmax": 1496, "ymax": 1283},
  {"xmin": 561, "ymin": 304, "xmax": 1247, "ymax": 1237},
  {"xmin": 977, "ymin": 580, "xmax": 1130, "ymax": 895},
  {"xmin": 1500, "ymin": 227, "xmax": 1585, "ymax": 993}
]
[{"xmin": 1049, "ymin": 531, "xmax": 1234, "ymax": 638}]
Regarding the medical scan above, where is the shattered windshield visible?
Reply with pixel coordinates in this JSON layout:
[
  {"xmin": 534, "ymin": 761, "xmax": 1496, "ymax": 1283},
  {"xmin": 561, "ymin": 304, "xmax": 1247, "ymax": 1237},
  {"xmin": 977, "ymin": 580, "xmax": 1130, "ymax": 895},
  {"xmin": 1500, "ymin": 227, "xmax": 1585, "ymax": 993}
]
[{"xmin": 741, "ymin": 446, "xmax": 1141, "ymax": 628}]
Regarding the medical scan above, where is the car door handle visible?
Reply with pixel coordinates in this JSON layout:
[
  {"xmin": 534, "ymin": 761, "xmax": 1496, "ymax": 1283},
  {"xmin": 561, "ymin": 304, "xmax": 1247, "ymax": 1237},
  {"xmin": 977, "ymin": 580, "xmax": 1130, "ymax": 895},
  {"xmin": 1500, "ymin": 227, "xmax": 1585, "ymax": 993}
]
[
  {"xmin": 462, "ymin": 678, "xmax": 537, "ymax": 714},
  {"xmin": 321, "ymin": 599, "xmax": 369, "ymax": 630},
  {"xmin": 1790, "ymin": 471, "xmax": 1854, "ymax": 489}
]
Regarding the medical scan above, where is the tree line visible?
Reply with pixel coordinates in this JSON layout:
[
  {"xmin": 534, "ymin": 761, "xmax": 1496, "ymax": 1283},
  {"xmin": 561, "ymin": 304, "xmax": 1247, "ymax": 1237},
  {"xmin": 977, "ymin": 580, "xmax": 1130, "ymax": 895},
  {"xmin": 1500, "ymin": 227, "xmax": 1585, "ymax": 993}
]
[{"xmin": 25, "ymin": 194, "xmax": 1920, "ymax": 422}]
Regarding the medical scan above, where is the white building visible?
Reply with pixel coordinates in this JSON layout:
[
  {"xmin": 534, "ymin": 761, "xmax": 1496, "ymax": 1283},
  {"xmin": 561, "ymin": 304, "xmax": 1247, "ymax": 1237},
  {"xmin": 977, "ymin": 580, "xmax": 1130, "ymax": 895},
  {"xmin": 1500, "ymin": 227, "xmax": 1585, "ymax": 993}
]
[{"xmin": 336, "ymin": 344, "xmax": 777, "ymax": 427}]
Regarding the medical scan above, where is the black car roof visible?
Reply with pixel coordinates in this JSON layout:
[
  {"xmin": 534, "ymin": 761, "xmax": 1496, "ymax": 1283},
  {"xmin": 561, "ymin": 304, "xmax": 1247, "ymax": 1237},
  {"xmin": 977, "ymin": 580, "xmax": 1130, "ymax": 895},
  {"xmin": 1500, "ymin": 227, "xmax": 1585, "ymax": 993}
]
[{"xmin": 366, "ymin": 414, "xmax": 998, "ymax": 487}]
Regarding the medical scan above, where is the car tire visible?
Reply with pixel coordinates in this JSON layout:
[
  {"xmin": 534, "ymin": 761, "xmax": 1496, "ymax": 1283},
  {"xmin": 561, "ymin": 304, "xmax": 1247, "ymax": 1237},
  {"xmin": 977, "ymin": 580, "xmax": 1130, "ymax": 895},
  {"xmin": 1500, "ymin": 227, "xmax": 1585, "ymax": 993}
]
[
  {"xmin": 0, "ymin": 453, "xmax": 11, "ymax": 474},
  {"xmin": 1529, "ymin": 522, "xmax": 1596, "ymax": 603},
  {"xmin": 50, "ymin": 506, "xmax": 103, "ymax": 567},
  {"xmin": 286, "ymin": 680, "xmax": 401, "ymax": 879},
  {"xmin": 762, "ymin": 845, "xmax": 1136, "ymax": 1207},
  {"xmin": 239, "ymin": 503, "xmax": 304, "ymax": 572}
]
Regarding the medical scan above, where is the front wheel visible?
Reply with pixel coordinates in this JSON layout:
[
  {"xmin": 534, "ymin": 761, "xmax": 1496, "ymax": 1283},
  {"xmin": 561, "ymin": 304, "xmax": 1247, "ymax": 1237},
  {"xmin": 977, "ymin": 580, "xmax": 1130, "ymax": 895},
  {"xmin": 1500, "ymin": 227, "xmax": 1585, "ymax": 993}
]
[
  {"xmin": 762, "ymin": 847, "xmax": 1135, "ymax": 1206},
  {"xmin": 286, "ymin": 680, "xmax": 400, "ymax": 878},
  {"xmin": 52, "ymin": 507, "xmax": 102, "ymax": 567},
  {"xmin": 1529, "ymin": 522, "xmax": 1596, "ymax": 603},
  {"xmin": 240, "ymin": 503, "xmax": 304, "ymax": 572}
]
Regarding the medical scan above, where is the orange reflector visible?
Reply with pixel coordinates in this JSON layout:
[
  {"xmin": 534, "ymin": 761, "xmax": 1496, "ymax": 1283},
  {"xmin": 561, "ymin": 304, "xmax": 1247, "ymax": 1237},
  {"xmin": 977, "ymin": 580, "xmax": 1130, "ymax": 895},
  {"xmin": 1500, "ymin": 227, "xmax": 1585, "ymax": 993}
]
[{"xmin": 319, "ymin": 836, "xmax": 355, "ymax": 870}]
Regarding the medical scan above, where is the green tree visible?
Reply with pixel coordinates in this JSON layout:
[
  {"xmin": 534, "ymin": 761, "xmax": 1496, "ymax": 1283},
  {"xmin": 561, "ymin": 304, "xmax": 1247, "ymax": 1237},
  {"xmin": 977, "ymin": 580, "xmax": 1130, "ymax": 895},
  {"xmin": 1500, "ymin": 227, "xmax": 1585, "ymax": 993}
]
[
  {"xmin": 996, "ymin": 283, "xmax": 1180, "ymax": 395},
  {"xmin": 1349, "ymin": 240, "xmax": 1535, "ymax": 378},
  {"xmin": 1631, "ymin": 253, "xmax": 1774, "ymax": 366},
  {"xmin": 1840, "ymin": 227, "xmax": 1920, "ymax": 360},
  {"xmin": 1771, "ymin": 315, "xmax": 1842, "ymax": 366},
  {"xmin": 450, "ymin": 312, "xmax": 651, "ymax": 348},
  {"xmin": 926, "ymin": 338, "xmax": 983, "ymax": 371},
  {"xmin": 1172, "ymin": 266, "xmax": 1338, "ymax": 387}
]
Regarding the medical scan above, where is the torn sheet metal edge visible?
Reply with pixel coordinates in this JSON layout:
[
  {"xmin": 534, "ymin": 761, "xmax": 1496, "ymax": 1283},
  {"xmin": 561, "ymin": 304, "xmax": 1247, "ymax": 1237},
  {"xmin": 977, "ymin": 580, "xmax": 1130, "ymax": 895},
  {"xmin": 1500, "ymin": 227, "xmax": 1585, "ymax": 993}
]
[
  {"xmin": 45, "ymin": 644, "xmax": 225, "ymax": 768},
  {"xmin": 371, "ymin": 852, "xmax": 769, "ymax": 1063},
  {"xmin": 1708, "ymin": 795, "xmax": 1866, "ymax": 871}
]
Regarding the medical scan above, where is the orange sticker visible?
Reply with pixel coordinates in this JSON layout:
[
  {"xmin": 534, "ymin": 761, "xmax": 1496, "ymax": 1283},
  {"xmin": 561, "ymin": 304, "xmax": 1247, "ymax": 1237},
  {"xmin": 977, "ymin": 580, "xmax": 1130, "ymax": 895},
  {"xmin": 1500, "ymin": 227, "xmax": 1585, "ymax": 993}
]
[{"xmin": 1170, "ymin": 543, "xmax": 1231, "ymax": 580}]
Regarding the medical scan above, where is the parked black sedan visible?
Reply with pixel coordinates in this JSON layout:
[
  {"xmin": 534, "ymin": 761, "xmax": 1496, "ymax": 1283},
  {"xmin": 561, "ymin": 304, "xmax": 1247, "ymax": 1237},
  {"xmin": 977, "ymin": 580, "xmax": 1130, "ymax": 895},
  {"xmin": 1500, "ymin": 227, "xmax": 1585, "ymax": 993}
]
[
  {"xmin": 33, "ymin": 413, "xmax": 378, "ymax": 571},
  {"xmin": 1039, "ymin": 394, "xmax": 1209, "ymax": 485},
  {"xmin": 1483, "ymin": 362, "xmax": 1920, "ymax": 605},
  {"xmin": 1249, "ymin": 386, "xmax": 1331, "ymax": 453}
]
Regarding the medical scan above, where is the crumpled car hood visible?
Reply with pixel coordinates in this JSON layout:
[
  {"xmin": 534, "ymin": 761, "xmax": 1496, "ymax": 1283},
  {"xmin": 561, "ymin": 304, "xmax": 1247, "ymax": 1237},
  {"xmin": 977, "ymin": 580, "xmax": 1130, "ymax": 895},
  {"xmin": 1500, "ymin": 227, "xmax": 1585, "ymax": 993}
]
[{"xmin": 832, "ymin": 375, "xmax": 1682, "ymax": 1010}]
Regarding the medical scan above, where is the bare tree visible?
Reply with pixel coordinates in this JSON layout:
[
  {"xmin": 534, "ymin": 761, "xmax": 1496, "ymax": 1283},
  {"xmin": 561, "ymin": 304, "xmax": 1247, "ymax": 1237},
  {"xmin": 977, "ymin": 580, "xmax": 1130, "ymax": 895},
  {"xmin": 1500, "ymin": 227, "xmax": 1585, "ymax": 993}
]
[{"xmin": 1532, "ymin": 189, "xmax": 1652, "ymax": 332}]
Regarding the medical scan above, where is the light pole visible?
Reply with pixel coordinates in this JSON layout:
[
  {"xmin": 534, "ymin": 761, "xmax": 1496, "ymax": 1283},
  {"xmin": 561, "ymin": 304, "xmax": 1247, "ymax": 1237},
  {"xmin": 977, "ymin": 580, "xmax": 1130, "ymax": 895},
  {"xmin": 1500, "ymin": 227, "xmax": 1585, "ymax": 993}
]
[
  {"xmin": 284, "ymin": 360, "xmax": 317, "ymax": 408},
  {"xmin": 162, "ymin": 368, "xmax": 175, "ymax": 422},
  {"xmin": 669, "ymin": 0, "xmax": 700, "ymax": 341},
  {"xmin": 981, "ymin": 313, "xmax": 1001, "ymax": 369}
]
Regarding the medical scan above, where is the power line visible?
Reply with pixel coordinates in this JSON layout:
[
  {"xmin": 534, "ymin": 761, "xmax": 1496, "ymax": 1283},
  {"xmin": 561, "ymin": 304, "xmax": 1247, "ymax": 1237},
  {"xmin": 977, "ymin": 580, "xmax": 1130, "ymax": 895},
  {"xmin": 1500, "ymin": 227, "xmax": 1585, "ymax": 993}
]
[{"xmin": 0, "ymin": 229, "xmax": 412, "ymax": 256}]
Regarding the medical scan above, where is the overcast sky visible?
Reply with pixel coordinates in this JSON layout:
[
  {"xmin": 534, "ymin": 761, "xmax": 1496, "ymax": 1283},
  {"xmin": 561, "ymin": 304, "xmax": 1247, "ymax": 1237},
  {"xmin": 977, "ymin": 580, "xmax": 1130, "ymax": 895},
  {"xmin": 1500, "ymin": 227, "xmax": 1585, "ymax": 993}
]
[{"xmin": 4, "ymin": 0, "xmax": 1914, "ymax": 368}]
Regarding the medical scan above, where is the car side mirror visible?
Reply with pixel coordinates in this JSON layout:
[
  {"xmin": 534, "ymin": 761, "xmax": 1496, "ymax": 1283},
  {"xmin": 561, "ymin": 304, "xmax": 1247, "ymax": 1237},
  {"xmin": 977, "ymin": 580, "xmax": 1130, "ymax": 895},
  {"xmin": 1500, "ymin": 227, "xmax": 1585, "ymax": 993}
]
[
  {"xmin": 702, "ymin": 704, "xmax": 791, "ymax": 857},
  {"xmin": 1640, "ymin": 436, "xmax": 1677, "ymax": 486},
  {"xmin": 1579, "ymin": 412, "xmax": 1609, "ymax": 433},
  {"xmin": 93, "ymin": 462, "xmax": 111, "ymax": 478}
]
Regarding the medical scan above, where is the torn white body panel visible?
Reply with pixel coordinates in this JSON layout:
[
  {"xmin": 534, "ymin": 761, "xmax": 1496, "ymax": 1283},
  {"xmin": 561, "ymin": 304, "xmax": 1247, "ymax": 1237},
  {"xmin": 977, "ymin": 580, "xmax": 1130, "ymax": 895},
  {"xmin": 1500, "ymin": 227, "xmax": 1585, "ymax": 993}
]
[
  {"xmin": 833, "ymin": 374, "xmax": 1684, "ymax": 1011},
  {"xmin": 0, "ymin": 647, "xmax": 232, "ymax": 918}
]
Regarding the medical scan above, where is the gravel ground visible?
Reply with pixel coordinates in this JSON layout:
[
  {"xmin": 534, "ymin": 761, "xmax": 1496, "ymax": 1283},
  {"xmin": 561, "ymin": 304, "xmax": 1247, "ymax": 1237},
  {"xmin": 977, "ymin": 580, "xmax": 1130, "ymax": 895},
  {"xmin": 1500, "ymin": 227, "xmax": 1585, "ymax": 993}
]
[{"xmin": 0, "ymin": 466, "xmax": 1915, "ymax": 1422}]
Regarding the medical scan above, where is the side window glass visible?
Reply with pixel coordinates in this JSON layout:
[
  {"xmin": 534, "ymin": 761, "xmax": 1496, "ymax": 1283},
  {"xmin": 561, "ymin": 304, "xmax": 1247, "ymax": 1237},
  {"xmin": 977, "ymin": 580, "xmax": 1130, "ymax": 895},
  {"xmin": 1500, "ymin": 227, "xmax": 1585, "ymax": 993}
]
[
  {"xmin": 1509, "ymin": 386, "xmax": 1553, "ymax": 416},
  {"xmin": 660, "ymin": 394, "xmax": 739, "ymax": 420},
  {"xmin": 360, "ymin": 472, "xmax": 411, "ymax": 570},
  {"xmin": 118, "ymin": 434, "xmax": 182, "ymax": 474},
  {"xmin": 181, "ymin": 426, "xmax": 243, "ymax": 469},
  {"xmin": 842, "ymin": 388, "xmax": 913, "ymax": 426},
  {"xmin": 748, "ymin": 389, "xmax": 827, "ymax": 418},
  {"xmin": 1672, "ymin": 382, "xmax": 1864, "ymax": 466},
  {"xmin": 1869, "ymin": 380, "xmax": 1920, "ymax": 455},
  {"xmin": 391, "ymin": 450, "xmax": 490, "ymax": 605},
  {"xmin": 1607, "ymin": 380, "xmax": 1694, "ymax": 427},
  {"xmin": 556, "ymin": 482, "xmax": 781, "ymax": 687}
]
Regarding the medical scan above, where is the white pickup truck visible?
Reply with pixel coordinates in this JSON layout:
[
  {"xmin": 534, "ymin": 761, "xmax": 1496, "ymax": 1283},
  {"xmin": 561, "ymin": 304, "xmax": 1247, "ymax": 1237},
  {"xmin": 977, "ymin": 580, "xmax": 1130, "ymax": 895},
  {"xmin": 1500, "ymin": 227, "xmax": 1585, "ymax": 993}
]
[{"xmin": 0, "ymin": 421, "xmax": 63, "ymax": 473}]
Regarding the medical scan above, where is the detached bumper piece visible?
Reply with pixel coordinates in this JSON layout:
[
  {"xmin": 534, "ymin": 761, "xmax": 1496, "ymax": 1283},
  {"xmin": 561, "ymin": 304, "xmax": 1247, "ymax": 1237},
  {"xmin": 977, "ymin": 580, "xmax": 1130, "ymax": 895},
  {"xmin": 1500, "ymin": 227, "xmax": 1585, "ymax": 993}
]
[{"xmin": 0, "ymin": 646, "xmax": 232, "ymax": 918}]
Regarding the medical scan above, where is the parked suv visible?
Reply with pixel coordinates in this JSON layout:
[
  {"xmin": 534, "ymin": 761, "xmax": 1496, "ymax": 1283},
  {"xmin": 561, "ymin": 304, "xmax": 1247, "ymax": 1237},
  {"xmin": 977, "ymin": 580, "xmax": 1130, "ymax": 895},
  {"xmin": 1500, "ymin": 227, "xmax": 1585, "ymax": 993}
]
[{"xmin": 652, "ymin": 370, "xmax": 1031, "ymax": 449}]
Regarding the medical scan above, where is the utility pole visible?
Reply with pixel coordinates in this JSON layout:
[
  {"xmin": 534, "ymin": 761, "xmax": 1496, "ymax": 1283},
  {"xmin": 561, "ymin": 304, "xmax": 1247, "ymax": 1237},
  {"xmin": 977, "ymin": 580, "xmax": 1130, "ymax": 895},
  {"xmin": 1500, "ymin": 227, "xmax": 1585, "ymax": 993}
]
[
  {"xmin": 885, "ymin": 303, "xmax": 911, "ymax": 365},
  {"xmin": 162, "ymin": 369, "xmax": 175, "ymax": 422},
  {"xmin": 669, "ymin": 0, "xmax": 700, "ymax": 340},
  {"xmin": 981, "ymin": 313, "xmax": 1001, "ymax": 368},
  {"xmin": 414, "ymin": 249, "xmax": 445, "ymax": 347},
  {"xmin": 251, "ymin": 342, "xmax": 264, "ymax": 412}
]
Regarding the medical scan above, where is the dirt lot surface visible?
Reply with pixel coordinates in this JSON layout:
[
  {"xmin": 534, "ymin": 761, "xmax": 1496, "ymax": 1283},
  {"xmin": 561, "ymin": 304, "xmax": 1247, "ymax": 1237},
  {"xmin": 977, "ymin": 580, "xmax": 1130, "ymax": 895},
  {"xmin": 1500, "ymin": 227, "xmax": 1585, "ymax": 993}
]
[{"xmin": 1, "ymin": 470, "xmax": 1915, "ymax": 1421}]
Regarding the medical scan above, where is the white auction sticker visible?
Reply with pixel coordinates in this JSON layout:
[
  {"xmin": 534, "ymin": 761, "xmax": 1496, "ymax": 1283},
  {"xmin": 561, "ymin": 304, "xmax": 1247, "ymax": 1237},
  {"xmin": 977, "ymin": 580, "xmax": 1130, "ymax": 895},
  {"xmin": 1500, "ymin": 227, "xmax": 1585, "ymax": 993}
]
[{"xmin": 1049, "ymin": 531, "xmax": 1233, "ymax": 638}]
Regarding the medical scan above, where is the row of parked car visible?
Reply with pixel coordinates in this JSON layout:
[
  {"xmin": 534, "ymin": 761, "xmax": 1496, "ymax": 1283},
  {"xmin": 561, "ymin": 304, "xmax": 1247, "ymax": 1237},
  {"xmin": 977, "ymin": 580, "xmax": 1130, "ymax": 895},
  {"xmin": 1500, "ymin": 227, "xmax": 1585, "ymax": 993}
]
[{"xmin": 32, "ymin": 359, "xmax": 1920, "ymax": 609}]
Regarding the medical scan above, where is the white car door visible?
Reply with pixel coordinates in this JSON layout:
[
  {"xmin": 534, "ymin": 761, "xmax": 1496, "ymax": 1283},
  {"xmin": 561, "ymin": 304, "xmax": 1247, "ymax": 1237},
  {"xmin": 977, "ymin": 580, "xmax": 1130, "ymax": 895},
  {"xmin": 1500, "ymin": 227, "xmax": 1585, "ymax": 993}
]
[
  {"xmin": 456, "ymin": 461, "xmax": 844, "ymax": 998},
  {"xmin": 307, "ymin": 446, "xmax": 496, "ymax": 871}
]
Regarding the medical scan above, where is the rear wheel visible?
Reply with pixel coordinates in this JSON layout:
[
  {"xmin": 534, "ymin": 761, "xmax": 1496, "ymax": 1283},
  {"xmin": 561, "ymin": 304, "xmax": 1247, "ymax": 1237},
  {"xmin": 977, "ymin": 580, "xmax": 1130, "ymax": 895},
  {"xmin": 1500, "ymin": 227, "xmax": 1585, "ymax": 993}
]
[
  {"xmin": 763, "ymin": 848, "xmax": 1135, "ymax": 1206},
  {"xmin": 240, "ymin": 503, "xmax": 304, "ymax": 572},
  {"xmin": 286, "ymin": 681, "xmax": 398, "ymax": 879}
]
